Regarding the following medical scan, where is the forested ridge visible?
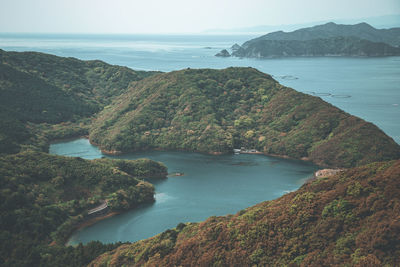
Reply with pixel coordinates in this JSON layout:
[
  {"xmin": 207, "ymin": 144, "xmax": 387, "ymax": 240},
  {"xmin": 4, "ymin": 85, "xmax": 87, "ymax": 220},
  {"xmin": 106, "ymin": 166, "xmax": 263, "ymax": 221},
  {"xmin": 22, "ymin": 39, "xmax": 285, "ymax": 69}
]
[
  {"xmin": 0, "ymin": 151, "xmax": 167, "ymax": 266},
  {"xmin": 0, "ymin": 49, "xmax": 158, "ymax": 154},
  {"xmin": 2, "ymin": 49, "xmax": 399, "ymax": 167},
  {"xmin": 1, "ymin": 49, "xmax": 400, "ymax": 266},
  {"xmin": 0, "ymin": 50, "xmax": 166, "ymax": 266},
  {"xmin": 89, "ymin": 67, "xmax": 400, "ymax": 168},
  {"xmin": 90, "ymin": 160, "xmax": 400, "ymax": 266}
]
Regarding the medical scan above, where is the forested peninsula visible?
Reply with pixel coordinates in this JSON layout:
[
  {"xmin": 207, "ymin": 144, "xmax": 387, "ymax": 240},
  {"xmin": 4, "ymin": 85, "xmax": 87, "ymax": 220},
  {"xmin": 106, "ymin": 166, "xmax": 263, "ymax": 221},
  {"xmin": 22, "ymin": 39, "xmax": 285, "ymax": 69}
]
[
  {"xmin": 1, "ymin": 49, "xmax": 400, "ymax": 266},
  {"xmin": 0, "ymin": 152, "xmax": 166, "ymax": 266},
  {"xmin": 89, "ymin": 67, "xmax": 400, "ymax": 168},
  {"xmin": 0, "ymin": 50, "xmax": 167, "ymax": 266}
]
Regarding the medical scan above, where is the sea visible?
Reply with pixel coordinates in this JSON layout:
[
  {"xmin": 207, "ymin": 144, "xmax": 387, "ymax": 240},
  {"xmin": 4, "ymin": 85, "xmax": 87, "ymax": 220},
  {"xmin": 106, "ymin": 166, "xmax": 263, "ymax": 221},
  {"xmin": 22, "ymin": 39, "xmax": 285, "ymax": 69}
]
[
  {"xmin": 3, "ymin": 33, "xmax": 399, "ymax": 244},
  {"xmin": 1, "ymin": 33, "xmax": 399, "ymax": 144}
]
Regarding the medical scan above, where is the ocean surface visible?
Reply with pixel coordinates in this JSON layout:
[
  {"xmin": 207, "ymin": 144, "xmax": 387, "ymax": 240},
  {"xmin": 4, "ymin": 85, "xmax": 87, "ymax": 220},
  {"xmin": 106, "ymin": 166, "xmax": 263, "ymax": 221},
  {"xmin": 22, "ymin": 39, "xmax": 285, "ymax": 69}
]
[
  {"xmin": 50, "ymin": 139, "xmax": 318, "ymax": 244},
  {"xmin": 1, "ymin": 33, "xmax": 399, "ymax": 143},
  {"xmin": 7, "ymin": 33, "xmax": 396, "ymax": 244}
]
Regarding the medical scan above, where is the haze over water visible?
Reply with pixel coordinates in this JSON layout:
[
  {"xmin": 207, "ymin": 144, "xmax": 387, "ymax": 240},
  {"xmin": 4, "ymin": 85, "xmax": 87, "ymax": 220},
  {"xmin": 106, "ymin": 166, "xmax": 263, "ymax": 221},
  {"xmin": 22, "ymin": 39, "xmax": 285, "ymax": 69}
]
[{"xmin": 1, "ymin": 33, "xmax": 399, "ymax": 143}]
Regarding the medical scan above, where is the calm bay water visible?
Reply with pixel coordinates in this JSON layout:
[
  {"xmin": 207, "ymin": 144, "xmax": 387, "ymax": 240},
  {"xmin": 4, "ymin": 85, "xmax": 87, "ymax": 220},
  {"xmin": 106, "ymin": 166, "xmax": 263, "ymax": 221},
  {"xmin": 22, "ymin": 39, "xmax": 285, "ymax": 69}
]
[
  {"xmin": 50, "ymin": 139, "xmax": 318, "ymax": 244},
  {"xmin": 1, "ymin": 33, "xmax": 399, "ymax": 143},
  {"xmin": 17, "ymin": 33, "xmax": 397, "ymax": 244}
]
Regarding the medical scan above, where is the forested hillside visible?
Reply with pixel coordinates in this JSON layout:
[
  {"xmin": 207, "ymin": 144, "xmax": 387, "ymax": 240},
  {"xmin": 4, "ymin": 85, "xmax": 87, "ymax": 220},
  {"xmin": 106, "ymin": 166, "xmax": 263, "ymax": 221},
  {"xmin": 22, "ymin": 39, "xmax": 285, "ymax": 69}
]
[
  {"xmin": 0, "ymin": 50, "xmax": 167, "ymax": 266},
  {"xmin": 1, "ymin": 50, "xmax": 400, "ymax": 266},
  {"xmin": 90, "ymin": 160, "xmax": 400, "ymax": 266},
  {"xmin": 89, "ymin": 67, "xmax": 400, "ymax": 167},
  {"xmin": 0, "ymin": 49, "xmax": 157, "ymax": 154},
  {"xmin": 2, "ymin": 50, "xmax": 398, "ymax": 167},
  {"xmin": 0, "ymin": 49, "xmax": 156, "ymax": 107},
  {"xmin": 0, "ymin": 151, "xmax": 167, "ymax": 266}
]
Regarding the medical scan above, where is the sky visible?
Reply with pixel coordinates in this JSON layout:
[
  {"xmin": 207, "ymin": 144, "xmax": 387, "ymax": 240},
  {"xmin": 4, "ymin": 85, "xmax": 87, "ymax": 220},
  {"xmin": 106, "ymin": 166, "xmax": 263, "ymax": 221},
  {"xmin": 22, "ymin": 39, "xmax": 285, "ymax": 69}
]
[{"xmin": 0, "ymin": 0, "xmax": 399, "ymax": 34}]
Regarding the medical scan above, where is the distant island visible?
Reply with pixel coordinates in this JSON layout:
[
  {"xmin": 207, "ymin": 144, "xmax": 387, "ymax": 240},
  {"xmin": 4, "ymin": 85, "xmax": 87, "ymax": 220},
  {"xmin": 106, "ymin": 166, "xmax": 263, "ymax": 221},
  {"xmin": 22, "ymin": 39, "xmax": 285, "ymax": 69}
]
[{"xmin": 216, "ymin": 22, "xmax": 400, "ymax": 58}]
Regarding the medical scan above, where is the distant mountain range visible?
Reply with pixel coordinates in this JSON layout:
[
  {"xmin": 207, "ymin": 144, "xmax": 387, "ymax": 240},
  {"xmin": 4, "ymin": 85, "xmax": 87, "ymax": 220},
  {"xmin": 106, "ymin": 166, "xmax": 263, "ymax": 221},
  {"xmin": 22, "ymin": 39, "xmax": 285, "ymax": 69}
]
[
  {"xmin": 216, "ymin": 22, "xmax": 400, "ymax": 58},
  {"xmin": 206, "ymin": 14, "xmax": 400, "ymax": 34}
]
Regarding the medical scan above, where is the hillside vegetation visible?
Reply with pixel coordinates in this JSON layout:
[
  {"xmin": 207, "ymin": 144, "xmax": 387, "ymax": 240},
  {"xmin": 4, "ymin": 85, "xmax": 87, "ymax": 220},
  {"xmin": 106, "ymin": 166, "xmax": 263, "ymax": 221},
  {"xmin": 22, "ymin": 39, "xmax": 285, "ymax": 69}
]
[
  {"xmin": 89, "ymin": 67, "xmax": 400, "ymax": 167},
  {"xmin": 1, "ymin": 50, "xmax": 400, "ymax": 266},
  {"xmin": 0, "ymin": 49, "xmax": 157, "ymax": 154},
  {"xmin": 0, "ymin": 50, "xmax": 172, "ymax": 266},
  {"xmin": 1, "ymin": 50, "xmax": 398, "ymax": 167},
  {"xmin": 90, "ymin": 160, "xmax": 400, "ymax": 266},
  {"xmin": 0, "ymin": 151, "xmax": 167, "ymax": 266},
  {"xmin": 0, "ymin": 49, "xmax": 155, "ymax": 110}
]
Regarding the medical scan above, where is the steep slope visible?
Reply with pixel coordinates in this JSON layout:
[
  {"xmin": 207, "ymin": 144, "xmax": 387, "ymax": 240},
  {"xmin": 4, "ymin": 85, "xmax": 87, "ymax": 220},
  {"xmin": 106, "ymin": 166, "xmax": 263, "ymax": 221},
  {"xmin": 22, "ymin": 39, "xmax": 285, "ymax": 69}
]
[
  {"xmin": 0, "ymin": 50, "xmax": 170, "ymax": 266},
  {"xmin": 0, "ymin": 49, "xmax": 156, "ymax": 107},
  {"xmin": 0, "ymin": 63, "xmax": 89, "ymax": 123},
  {"xmin": 0, "ymin": 50, "xmax": 156, "ymax": 154},
  {"xmin": 90, "ymin": 160, "xmax": 400, "ymax": 266},
  {"xmin": 89, "ymin": 67, "xmax": 400, "ymax": 168},
  {"xmin": 0, "ymin": 151, "xmax": 167, "ymax": 266}
]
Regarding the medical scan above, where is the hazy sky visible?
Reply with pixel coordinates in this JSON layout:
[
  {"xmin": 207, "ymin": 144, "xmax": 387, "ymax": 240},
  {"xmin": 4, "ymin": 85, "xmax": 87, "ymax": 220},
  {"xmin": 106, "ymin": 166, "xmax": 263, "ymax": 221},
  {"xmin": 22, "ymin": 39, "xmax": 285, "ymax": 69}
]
[{"xmin": 0, "ymin": 0, "xmax": 399, "ymax": 34}]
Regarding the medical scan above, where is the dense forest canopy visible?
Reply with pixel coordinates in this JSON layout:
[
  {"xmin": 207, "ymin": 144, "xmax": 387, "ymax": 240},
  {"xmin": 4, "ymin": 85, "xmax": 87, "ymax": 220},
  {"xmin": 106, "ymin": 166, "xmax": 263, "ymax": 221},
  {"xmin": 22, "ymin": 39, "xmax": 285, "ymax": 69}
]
[
  {"xmin": 90, "ymin": 160, "xmax": 400, "ymax": 267},
  {"xmin": 0, "ymin": 151, "xmax": 166, "ymax": 266},
  {"xmin": 1, "ymin": 49, "xmax": 398, "ymax": 167},
  {"xmin": 0, "ymin": 49, "xmax": 399, "ymax": 266},
  {"xmin": 0, "ymin": 49, "xmax": 158, "ymax": 155},
  {"xmin": 0, "ymin": 50, "xmax": 167, "ymax": 266},
  {"xmin": 89, "ymin": 67, "xmax": 400, "ymax": 168}
]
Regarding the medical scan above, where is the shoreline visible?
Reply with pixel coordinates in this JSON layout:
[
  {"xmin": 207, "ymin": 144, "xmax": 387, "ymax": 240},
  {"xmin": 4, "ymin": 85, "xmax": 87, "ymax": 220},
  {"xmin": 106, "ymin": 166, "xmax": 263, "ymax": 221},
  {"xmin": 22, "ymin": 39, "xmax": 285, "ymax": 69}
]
[
  {"xmin": 65, "ymin": 211, "xmax": 120, "ymax": 246},
  {"xmin": 84, "ymin": 137, "xmax": 331, "ymax": 168},
  {"xmin": 88, "ymin": 139, "xmax": 123, "ymax": 155},
  {"xmin": 51, "ymin": 136, "xmax": 336, "ymax": 169},
  {"xmin": 53, "ymin": 137, "xmax": 334, "ymax": 247},
  {"xmin": 49, "ymin": 135, "xmax": 90, "ymax": 145},
  {"xmin": 64, "ymin": 200, "xmax": 157, "ymax": 246}
]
